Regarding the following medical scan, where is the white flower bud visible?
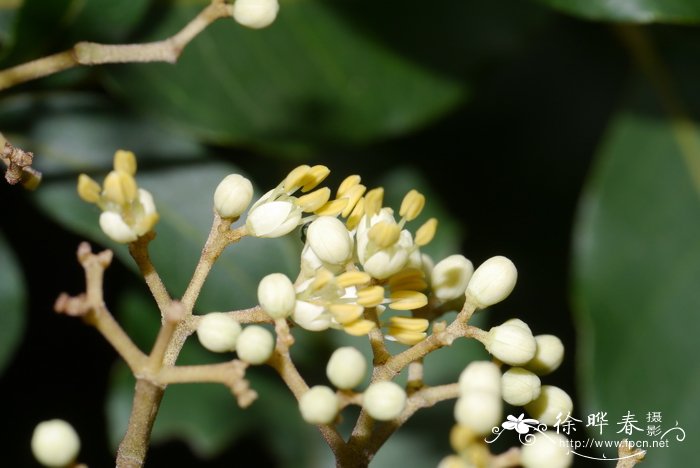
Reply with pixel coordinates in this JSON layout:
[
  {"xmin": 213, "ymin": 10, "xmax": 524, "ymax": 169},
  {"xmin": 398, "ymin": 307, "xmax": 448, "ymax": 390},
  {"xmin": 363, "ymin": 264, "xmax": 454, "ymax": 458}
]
[
  {"xmin": 466, "ymin": 256, "xmax": 517, "ymax": 307},
  {"xmin": 99, "ymin": 211, "xmax": 137, "ymax": 243},
  {"xmin": 521, "ymin": 432, "xmax": 573, "ymax": 468},
  {"xmin": 326, "ymin": 347, "xmax": 367, "ymax": 390},
  {"xmin": 299, "ymin": 385, "xmax": 339, "ymax": 425},
  {"xmin": 526, "ymin": 335, "xmax": 565, "ymax": 375},
  {"xmin": 258, "ymin": 273, "xmax": 296, "ymax": 319},
  {"xmin": 363, "ymin": 381, "xmax": 406, "ymax": 421},
  {"xmin": 454, "ymin": 392, "xmax": 502, "ymax": 435},
  {"xmin": 458, "ymin": 361, "xmax": 501, "ymax": 396},
  {"xmin": 236, "ymin": 325, "xmax": 274, "ymax": 364},
  {"xmin": 484, "ymin": 320, "xmax": 537, "ymax": 366},
  {"xmin": 246, "ymin": 200, "xmax": 301, "ymax": 238},
  {"xmin": 525, "ymin": 385, "xmax": 573, "ymax": 426},
  {"xmin": 196, "ymin": 313, "xmax": 242, "ymax": 353},
  {"xmin": 31, "ymin": 419, "xmax": 80, "ymax": 467},
  {"xmin": 292, "ymin": 300, "xmax": 332, "ymax": 331},
  {"xmin": 431, "ymin": 254, "xmax": 474, "ymax": 301},
  {"xmin": 232, "ymin": 0, "xmax": 280, "ymax": 29},
  {"xmin": 501, "ymin": 367, "xmax": 541, "ymax": 406},
  {"xmin": 214, "ymin": 174, "xmax": 253, "ymax": 219},
  {"xmin": 307, "ymin": 216, "xmax": 353, "ymax": 265}
]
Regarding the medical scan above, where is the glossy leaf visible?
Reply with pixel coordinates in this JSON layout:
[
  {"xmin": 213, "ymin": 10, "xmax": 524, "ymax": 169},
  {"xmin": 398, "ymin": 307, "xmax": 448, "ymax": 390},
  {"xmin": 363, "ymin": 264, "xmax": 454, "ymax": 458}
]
[
  {"xmin": 105, "ymin": 1, "xmax": 465, "ymax": 152},
  {"xmin": 0, "ymin": 229, "xmax": 26, "ymax": 375},
  {"xmin": 534, "ymin": 0, "xmax": 700, "ymax": 23},
  {"xmin": 573, "ymin": 104, "xmax": 699, "ymax": 464},
  {"xmin": 0, "ymin": 93, "xmax": 204, "ymax": 177}
]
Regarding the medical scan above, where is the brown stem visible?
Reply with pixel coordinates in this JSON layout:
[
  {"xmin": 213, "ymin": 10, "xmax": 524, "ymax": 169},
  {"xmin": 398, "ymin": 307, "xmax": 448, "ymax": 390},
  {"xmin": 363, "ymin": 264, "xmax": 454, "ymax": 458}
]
[
  {"xmin": 0, "ymin": 0, "xmax": 235, "ymax": 91},
  {"xmin": 116, "ymin": 380, "xmax": 165, "ymax": 468},
  {"xmin": 180, "ymin": 218, "xmax": 243, "ymax": 312},
  {"xmin": 129, "ymin": 234, "xmax": 172, "ymax": 316}
]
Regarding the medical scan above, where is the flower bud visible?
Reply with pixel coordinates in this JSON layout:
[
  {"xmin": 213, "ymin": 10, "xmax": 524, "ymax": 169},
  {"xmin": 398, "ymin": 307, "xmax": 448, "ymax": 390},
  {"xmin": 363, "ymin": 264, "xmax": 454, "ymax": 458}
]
[
  {"xmin": 466, "ymin": 256, "xmax": 517, "ymax": 307},
  {"xmin": 299, "ymin": 385, "xmax": 339, "ymax": 425},
  {"xmin": 501, "ymin": 367, "xmax": 541, "ymax": 406},
  {"xmin": 99, "ymin": 211, "xmax": 138, "ymax": 243},
  {"xmin": 458, "ymin": 361, "xmax": 501, "ymax": 396},
  {"xmin": 326, "ymin": 347, "xmax": 367, "ymax": 389},
  {"xmin": 236, "ymin": 325, "xmax": 274, "ymax": 364},
  {"xmin": 521, "ymin": 432, "xmax": 573, "ymax": 468},
  {"xmin": 232, "ymin": 0, "xmax": 280, "ymax": 29},
  {"xmin": 526, "ymin": 335, "xmax": 565, "ymax": 376},
  {"xmin": 431, "ymin": 255, "xmax": 474, "ymax": 302},
  {"xmin": 363, "ymin": 381, "xmax": 406, "ymax": 421},
  {"xmin": 525, "ymin": 385, "xmax": 573, "ymax": 426},
  {"xmin": 31, "ymin": 419, "xmax": 80, "ymax": 467},
  {"xmin": 214, "ymin": 174, "xmax": 253, "ymax": 219},
  {"xmin": 484, "ymin": 320, "xmax": 536, "ymax": 366},
  {"xmin": 258, "ymin": 273, "xmax": 296, "ymax": 319},
  {"xmin": 454, "ymin": 392, "xmax": 502, "ymax": 435},
  {"xmin": 196, "ymin": 313, "xmax": 242, "ymax": 353},
  {"xmin": 307, "ymin": 216, "xmax": 353, "ymax": 265},
  {"xmin": 246, "ymin": 200, "xmax": 301, "ymax": 238}
]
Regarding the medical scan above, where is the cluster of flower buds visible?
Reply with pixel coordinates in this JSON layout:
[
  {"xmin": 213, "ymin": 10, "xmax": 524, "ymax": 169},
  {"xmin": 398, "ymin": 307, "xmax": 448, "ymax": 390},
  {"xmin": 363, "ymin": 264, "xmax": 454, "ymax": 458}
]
[
  {"xmin": 212, "ymin": 165, "xmax": 440, "ymax": 344},
  {"xmin": 297, "ymin": 346, "xmax": 407, "ymax": 425},
  {"xmin": 77, "ymin": 151, "xmax": 159, "ymax": 244},
  {"xmin": 196, "ymin": 313, "xmax": 274, "ymax": 365}
]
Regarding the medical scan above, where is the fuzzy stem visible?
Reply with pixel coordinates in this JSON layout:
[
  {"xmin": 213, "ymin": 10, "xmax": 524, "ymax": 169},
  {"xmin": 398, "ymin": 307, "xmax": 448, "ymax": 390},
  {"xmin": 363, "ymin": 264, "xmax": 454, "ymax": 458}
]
[
  {"xmin": 0, "ymin": 0, "xmax": 235, "ymax": 91},
  {"xmin": 116, "ymin": 380, "xmax": 165, "ymax": 468},
  {"xmin": 129, "ymin": 234, "xmax": 172, "ymax": 317}
]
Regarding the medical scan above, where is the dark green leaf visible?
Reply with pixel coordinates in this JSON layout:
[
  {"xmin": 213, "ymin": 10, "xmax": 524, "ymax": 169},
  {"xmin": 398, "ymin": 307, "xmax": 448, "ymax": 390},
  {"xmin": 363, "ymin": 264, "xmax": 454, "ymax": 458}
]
[
  {"xmin": 0, "ymin": 229, "xmax": 26, "ymax": 375},
  {"xmin": 105, "ymin": 1, "xmax": 465, "ymax": 153},
  {"xmin": 1, "ymin": 0, "xmax": 150, "ymax": 66},
  {"xmin": 0, "ymin": 93, "xmax": 204, "ymax": 177},
  {"xmin": 573, "ymin": 93, "xmax": 699, "ymax": 463},
  {"xmin": 534, "ymin": 0, "xmax": 700, "ymax": 23}
]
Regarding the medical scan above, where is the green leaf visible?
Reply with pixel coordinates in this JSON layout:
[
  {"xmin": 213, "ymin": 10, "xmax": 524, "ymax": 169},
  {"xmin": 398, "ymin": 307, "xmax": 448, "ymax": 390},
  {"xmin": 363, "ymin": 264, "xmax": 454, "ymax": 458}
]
[
  {"xmin": 573, "ymin": 96, "xmax": 699, "ymax": 463},
  {"xmin": 534, "ymin": 0, "xmax": 700, "ymax": 23},
  {"xmin": 1, "ymin": 0, "xmax": 150, "ymax": 66},
  {"xmin": 105, "ymin": 1, "xmax": 465, "ymax": 153},
  {"xmin": 0, "ymin": 93, "xmax": 205, "ymax": 177},
  {"xmin": 106, "ymin": 289, "xmax": 322, "ymax": 463},
  {"xmin": 0, "ymin": 229, "xmax": 26, "ymax": 375}
]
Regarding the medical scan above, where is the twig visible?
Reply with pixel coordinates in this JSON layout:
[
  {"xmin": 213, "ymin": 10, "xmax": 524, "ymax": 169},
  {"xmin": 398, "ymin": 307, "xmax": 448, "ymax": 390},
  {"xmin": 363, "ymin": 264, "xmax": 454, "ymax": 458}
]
[
  {"xmin": 54, "ymin": 243, "xmax": 147, "ymax": 372},
  {"xmin": 128, "ymin": 234, "xmax": 172, "ymax": 317},
  {"xmin": 156, "ymin": 360, "xmax": 257, "ymax": 407},
  {"xmin": 0, "ymin": 0, "xmax": 236, "ymax": 91},
  {"xmin": 616, "ymin": 439, "xmax": 646, "ymax": 468},
  {"xmin": 1, "ymin": 135, "xmax": 42, "ymax": 189}
]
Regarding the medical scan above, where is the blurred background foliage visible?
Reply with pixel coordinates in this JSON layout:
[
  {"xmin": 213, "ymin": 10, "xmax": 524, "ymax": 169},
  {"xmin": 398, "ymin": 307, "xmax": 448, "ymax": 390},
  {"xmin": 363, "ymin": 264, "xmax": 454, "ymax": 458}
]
[{"xmin": 1, "ymin": 0, "xmax": 699, "ymax": 466}]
